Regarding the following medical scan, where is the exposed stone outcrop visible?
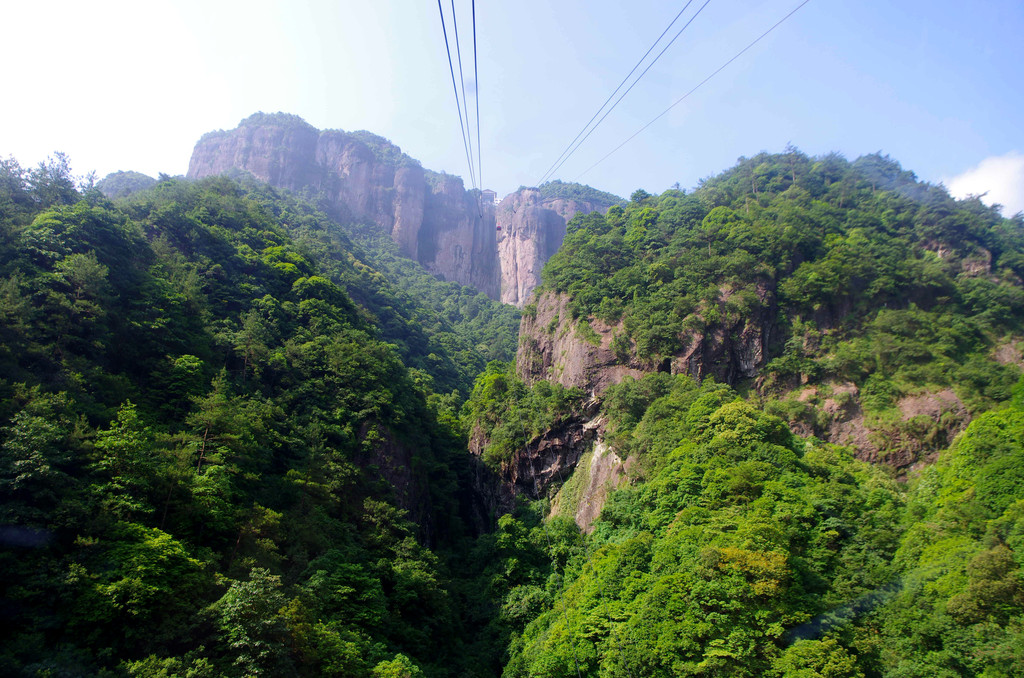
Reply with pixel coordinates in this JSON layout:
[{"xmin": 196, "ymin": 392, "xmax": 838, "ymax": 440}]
[
  {"xmin": 506, "ymin": 289, "xmax": 779, "ymax": 523},
  {"xmin": 188, "ymin": 115, "xmax": 500, "ymax": 296},
  {"xmin": 882, "ymin": 388, "xmax": 970, "ymax": 468},
  {"xmin": 517, "ymin": 289, "xmax": 776, "ymax": 394},
  {"xmin": 776, "ymin": 382, "xmax": 971, "ymax": 472},
  {"xmin": 506, "ymin": 287, "xmax": 784, "ymax": 523},
  {"xmin": 506, "ymin": 419, "xmax": 589, "ymax": 500},
  {"xmin": 550, "ymin": 438, "xmax": 628, "ymax": 532},
  {"xmin": 468, "ymin": 416, "xmax": 588, "ymax": 515},
  {"xmin": 188, "ymin": 114, "xmax": 607, "ymax": 304},
  {"xmin": 672, "ymin": 321, "xmax": 770, "ymax": 384},
  {"xmin": 994, "ymin": 340, "xmax": 1024, "ymax": 369},
  {"xmin": 514, "ymin": 288, "xmax": 973, "ymax": 473},
  {"xmin": 468, "ymin": 401, "xmax": 628, "ymax": 530},
  {"xmin": 495, "ymin": 190, "xmax": 606, "ymax": 306},
  {"xmin": 517, "ymin": 291, "xmax": 647, "ymax": 393}
]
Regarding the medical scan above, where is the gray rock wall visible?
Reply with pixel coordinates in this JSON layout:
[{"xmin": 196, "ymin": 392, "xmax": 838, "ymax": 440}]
[{"xmin": 188, "ymin": 117, "xmax": 605, "ymax": 305}]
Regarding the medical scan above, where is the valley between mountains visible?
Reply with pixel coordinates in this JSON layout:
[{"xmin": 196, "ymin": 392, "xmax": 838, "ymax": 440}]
[{"xmin": 2, "ymin": 113, "xmax": 1023, "ymax": 677}]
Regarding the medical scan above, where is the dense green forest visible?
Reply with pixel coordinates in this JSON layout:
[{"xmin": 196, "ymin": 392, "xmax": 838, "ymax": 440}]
[
  {"xmin": 0, "ymin": 154, "xmax": 517, "ymax": 676},
  {"xmin": 532, "ymin": 150, "xmax": 1024, "ymax": 465},
  {"xmin": 3, "ymin": 146, "xmax": 1024, "ymax": 677},
  {"xmin": 330, "ymin": 219, "xmax": 520, "ymax": 380},
  {"xmin": 462, "ymin": 150, "xmax": 1024, "ymax": 676},
  {"xmin": 465, "ymin": 367, "xmax": 1024, "ymax": 676}
]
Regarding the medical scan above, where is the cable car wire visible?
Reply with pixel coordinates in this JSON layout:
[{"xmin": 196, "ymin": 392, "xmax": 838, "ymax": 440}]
[
  {"xmin": 437, "ymin": 0, "xmax": 478, "ymax": 189},
  {"xmin": 536, "ymin": 1, "xmax": 696, "ymax": 186},
  {"xmin": 451, "ymin": 0, "xmax": 477, "ymax": 188},
  {"xmin": 575, "ymin": 0, "xmax": 813, "ymax": 181},
  {"xmin": 537, "ymin": 0, "xmax": 709, "ymax": 186},
  {"xmin": 472, "ymin": 0, "xmax": 482, "ymax": 190},
  {"xmin": 544, "ymin": 0, "xmax": 712, "ymax": 186}
]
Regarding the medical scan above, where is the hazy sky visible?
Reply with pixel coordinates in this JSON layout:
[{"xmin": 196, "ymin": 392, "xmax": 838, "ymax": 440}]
[{"xmin": 4, "ymin": 0, "xmax": 1022, "ymax": 213}]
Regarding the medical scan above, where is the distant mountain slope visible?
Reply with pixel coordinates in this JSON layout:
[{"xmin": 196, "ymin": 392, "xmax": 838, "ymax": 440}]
[
  {"xmin": 496, "ymin": 185, "xmax": 619, "ymax": 306},
  {"xmin": 527, "ymin": 178, "xmax": 623, "ymax": 205},
  {"xmin": 95, "ymin": 170, "xmax": 156, "ymax": 198},
  {"xmin": 188, "ymin": 112, "xmax": 615, "ymax": 305}
]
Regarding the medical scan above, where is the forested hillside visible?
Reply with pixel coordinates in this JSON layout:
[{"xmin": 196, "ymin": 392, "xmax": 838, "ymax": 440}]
[
  {"xmin": 0, "ymin": 156, "xmax": 515, "ymax": 676},
  {"xmin": 3, "ymin": 147, "xmax": 1024, "ymax": 678},
  {"xmin": 327, "ymin": 217, "xmax": 520, "ymax": 379},
  {"xmin": 524, "ymin": 149, "xmax": 1024, "ymax": 467},
  {"xmin": 464, "ymin": 150, "xmax": 1024, "ymax": 676},
  {"xmin": 525, "ymin": 180, "xmax": 623, "ymax": 207}
]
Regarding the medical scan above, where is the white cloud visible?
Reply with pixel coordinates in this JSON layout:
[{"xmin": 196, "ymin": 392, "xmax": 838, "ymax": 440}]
[{"xmin": 946, "ymin": 152, "xmax": 1024, "ymax": 216}]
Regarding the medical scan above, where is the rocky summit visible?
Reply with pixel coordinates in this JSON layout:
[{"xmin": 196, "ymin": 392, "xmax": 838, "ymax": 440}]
[{"xmin": 187, "ymin": 112, "xmax": 618, "ymax": 305}]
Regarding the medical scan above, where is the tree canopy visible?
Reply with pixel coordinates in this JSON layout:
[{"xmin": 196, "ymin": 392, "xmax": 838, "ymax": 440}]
[{"xmin": 3, "ymin": 148, "xmax": 1024, "ymax": 677}]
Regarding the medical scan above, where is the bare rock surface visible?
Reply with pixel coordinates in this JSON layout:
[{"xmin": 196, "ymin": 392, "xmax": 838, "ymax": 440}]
[
  {"xmin": 515, "ymin": 290, "xmax": 971, "ymax": 479},
  {"xmin": 567, "ymin": 440, "xmax": 628, "ymax": 533},
  {"xmin": 994, "ymin": 340, "xmax": 1024, "ymax": 368},
  {"xmin": 188, "ymin": 116, "xmax": 606, "ymax": 304},
  {"xmin": 495, "ymin": 190, "xmax": 606, "ymax": 306},
  {"xmin": 784, "ymin": 382, "xmax": 971, "ymax": 471},
  {"xmin": 517, "ymin": 291, "xmax": 646, "ymax": 393},
  {"xmin": 517, "ymin": 290, "xmax": 774, "ymax": 394},
  {"xmin": 468, "ymin": 416, "xmax": 590, "ymax": 517}
]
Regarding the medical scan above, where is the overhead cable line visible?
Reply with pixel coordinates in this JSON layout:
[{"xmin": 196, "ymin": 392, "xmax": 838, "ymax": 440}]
[
  {"xmin": 472, "ymin": 0, "xmax": 482, "ymax": 190},
  {"xmin": 542, "ymin": 0, "xmax": 712, "ymax": 184},
  {"xmin": 535, "ymin": 1, "xmax": 696, "ymax": 186},
  {"xmin": 536, "ymin": 0, "xmax": 696, "ymax": 186},
  {"xmin": 537, "ymin": 0, "xmax": 711, "ymax": 186},
  {"xmin": 576, "ymin": 0, "xmax": 812, "ymax": 181},
  {"xmin": 451, "ymin": 0, "xmax": 478, "ymax": 188},
  {"xmin": 437, "ymin": 0, "xmax": 478, "ymax": 189}
]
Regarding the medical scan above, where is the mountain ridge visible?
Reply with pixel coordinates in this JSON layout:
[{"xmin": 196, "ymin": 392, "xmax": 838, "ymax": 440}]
[
  {"xmin": 187, "ymin": 112, "xmax": 620, "ymax": 306},
  {"xmin": 468, "ymin": 149, "xmax": 1024, "ymax": 523}
]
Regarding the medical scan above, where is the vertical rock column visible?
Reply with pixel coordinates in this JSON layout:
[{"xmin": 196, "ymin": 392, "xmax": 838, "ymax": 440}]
[{"xmin": 496, "ymin": 190, "xmax": 603, "ymax": 306}]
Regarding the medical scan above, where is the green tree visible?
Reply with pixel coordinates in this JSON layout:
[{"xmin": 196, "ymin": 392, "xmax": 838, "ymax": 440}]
[
  {"xmin": 215, "ymin": 568, "xmax": 296, "ymax": 677},
  {"xmin": 90, "ymin": 401, "xmax": 154, "ymax": 520},
  {"xmin": 27, "ymin": 152, "xmax": 79, "ymax": 207},
  {"xmin": 372, "ymin": 653, "xmax": 423, "ymax": 678}
]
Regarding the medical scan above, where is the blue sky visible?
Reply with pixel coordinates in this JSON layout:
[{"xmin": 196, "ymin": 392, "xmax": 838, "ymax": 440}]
[{"xmin": 3, "ymin": 0, "xmax": 1022, "ymax": 212}]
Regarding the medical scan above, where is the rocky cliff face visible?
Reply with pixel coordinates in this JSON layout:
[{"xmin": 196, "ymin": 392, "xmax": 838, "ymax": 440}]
[
  {"xmin": 505, "ymin": 289, "xmax": 784, "ymax": 526},
  {"xmin": 550, "ymin": 438, "xmax": 629, "ymax": 533},
  {"xmin": 784, "ymin": 383, "xmax": 971, "ymax": 471},
  {"xmin": 188, "ymin": 114, "xmax": 604, "ymax": 304},
  {"xmin": 515, "ymin": 289, "xmax": 970, "ymax": 473},
  {"xmin": 517, "ymin": 289, "xmax": 777, "ymax": 394},
  {"xmin": 468, "ymin": 401, "xmax": 609, "ymax": 524},
  {"xmin": 188, "ymin": 116, "xmax": 500, "ymax": 297},
  {"xmin": 420, "ymin": 174, "xmax": 499, "ymax": 298},
  {"xmin": 517, "ymin": 291, "xmax": 647, "ymax": 394},
  {"xmin": 495, "ymin": 190, "xmax": 605, "ymax": 306},
  {"xmin": 468, "ymin": 395, "xmax": 632, "ymax": 532}
]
